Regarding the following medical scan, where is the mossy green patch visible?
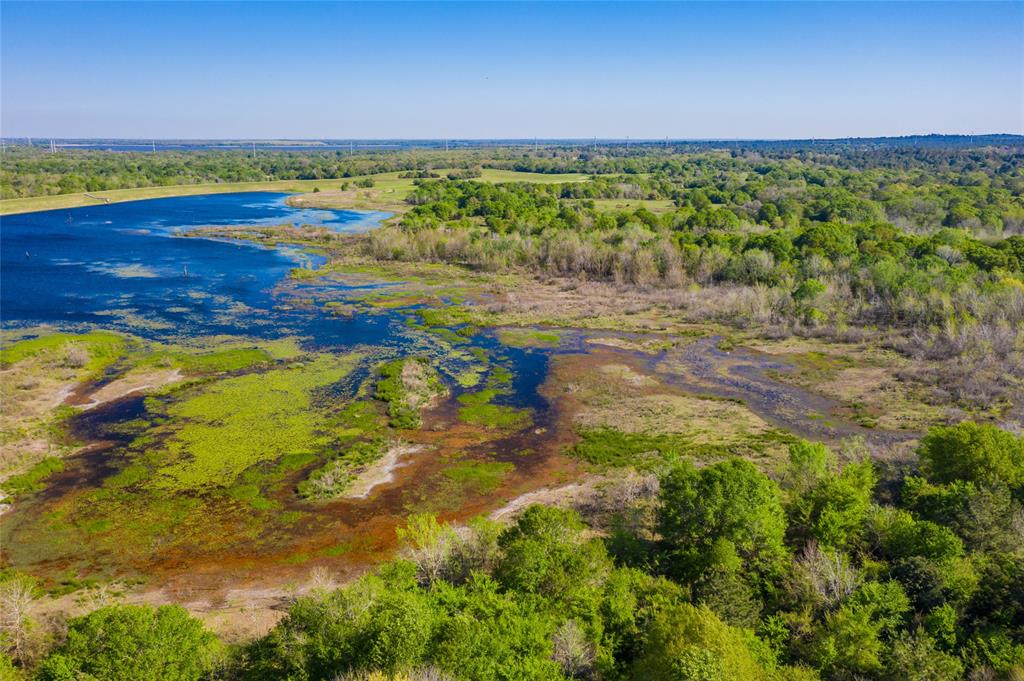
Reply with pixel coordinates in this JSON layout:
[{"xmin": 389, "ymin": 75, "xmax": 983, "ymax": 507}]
[
  {"xmin": 1, "ymin": 457, "xmax": 65, "ymax": 496},
  {"xmin": 170, "ymin": 347, "xmax": 273, "ymax": 374},
  {"xmin": 497, "ymin": 327, "xmax": 562, "ymax": 348},
  {"xmin": 0, "ymin": 331, "xmax": 127, "ymax": 375},
  {"xmin": 441, "ymin": 460, "xmax": 514, "ymax": 495},
  {"xmin": 455, "ymin": 367, "xmax": 485, "ymax": 388},
  {"xmin": 145, "ymin": 354, "xmax": 360, "ymax": 491}
]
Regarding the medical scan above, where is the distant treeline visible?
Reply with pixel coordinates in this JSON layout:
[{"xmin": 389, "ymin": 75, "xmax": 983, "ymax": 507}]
[{"xmin": 2, "ymin": 139, "xmax": 1022, "ymax": 200}]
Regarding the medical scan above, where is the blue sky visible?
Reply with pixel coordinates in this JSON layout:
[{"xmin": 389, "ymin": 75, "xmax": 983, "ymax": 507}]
[{"xmin": 1, "ymin": 1, "xmax": 1021, "ymax": 139}]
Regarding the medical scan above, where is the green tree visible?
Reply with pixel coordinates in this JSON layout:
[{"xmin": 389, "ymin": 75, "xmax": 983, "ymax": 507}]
[
  {"xmin": 917, "ymin": 422, "xmax": 1024, "ymax": 489},
  {"xmin": 35, "ymin": 605, "xmax": 222, "ymax": 681},
  {"xmin": 788, "ymin": 460, "xmax": 875, "ymax": 551},
  {"xmin": 630, "ymin": 603, "xmax": 774, "ymax": 681},
  {"xmin": 658, "ymin": 459, "xmax": 788, "ymax": 580},
  {"xmin": 495, "ymin": 505, "xmax": 612, "ymax": 606}
]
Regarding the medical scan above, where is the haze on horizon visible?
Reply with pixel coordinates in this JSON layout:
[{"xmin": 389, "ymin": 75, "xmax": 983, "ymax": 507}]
[{"xmin": 2, "ymin": 1, "xmax": 1021, "ymax": 140}]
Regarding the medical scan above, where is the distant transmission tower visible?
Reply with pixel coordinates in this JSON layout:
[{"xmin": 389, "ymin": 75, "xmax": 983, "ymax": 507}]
[
  {"xmin": 152, "ymin": 140, "xmax": 157, "ymax": 152},
  {"xmin": 252, "ymin": 142, "xmax": 256, "ymax": 159}
]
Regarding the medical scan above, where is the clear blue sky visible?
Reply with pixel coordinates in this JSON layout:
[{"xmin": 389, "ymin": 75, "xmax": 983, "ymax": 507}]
[{"xmin": 2, "ymin": 1, "xmax": 1021, "ymax": 139}]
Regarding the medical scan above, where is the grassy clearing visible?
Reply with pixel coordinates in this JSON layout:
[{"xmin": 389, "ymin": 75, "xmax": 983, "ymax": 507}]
[
  {"xmin": 573, "ymin": 198, "xmax": 677, "ymax": 214},
  {"xmin": 1, "ymin": 331, "xmax": 127, "ymax": 375}
]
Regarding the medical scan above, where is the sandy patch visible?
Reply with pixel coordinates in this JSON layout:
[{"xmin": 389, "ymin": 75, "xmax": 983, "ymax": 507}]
[
  {"xmin": 489, "ymin": 481, "xmax": 591, "ymax": 522},
  {"xmin": 76, "ymin": 369, "xmax": 183, "ymax": 410},
  {"xmin": 586, "ymin": 336, "xmax": 680, "ymax": 354},
  {"xmin": 345, "ymin": 443, "xmax": 424, "ymax": 499}
]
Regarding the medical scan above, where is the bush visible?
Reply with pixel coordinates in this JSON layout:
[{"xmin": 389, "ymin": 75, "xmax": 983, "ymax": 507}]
[
  {"xmin": 630, "ymin": 603, "xmax": 775, "ymax": 681},
  {"xmin": 35, "ymin": 605, "xmax": 222, "ymax": 681},
  {"xmin": 658, "ymin": 459, "xmax": 788, "ymax": 580},
  {"xmin": 917, "ymin": 422, "xmax": 1024, "ymax": 489}
]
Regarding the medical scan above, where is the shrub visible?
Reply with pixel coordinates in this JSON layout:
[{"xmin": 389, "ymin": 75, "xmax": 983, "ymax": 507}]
[
  {"xmin": 658, "ymin": 459, "xmax": 788, "ymax": 580},
  {"xmin": 35, "ymin": 605, "xmax": 222, "ymax": 681},
  {"xmin": 917, "ymin": 422, "xmax": 1024, "ymax": 489}
]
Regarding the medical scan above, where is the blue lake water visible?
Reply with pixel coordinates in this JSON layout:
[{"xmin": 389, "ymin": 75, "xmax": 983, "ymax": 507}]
[
  {"xmin": 0, "ymin": 193, "xmax": 398, "ymax": 343},
  {"xmin": 1, "ymin": 191, "xmax": 552, "ymax": 412}
]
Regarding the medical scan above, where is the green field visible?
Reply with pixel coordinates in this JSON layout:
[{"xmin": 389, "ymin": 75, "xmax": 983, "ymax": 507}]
[{"xmin": 0, "ymin": 169, "xmax": 593, "ymax": 215}]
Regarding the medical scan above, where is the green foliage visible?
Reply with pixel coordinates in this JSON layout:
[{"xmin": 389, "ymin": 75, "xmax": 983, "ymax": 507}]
[
  {"xmin": 429, "ymin": 577, "xmax": 564, "ymax": 681},
  {"xmin": 496, "ymin": 505, "xmax": 612, "ymax": 603},
  {"xmin": 1, "ymin": 458, "xmax": 64, "ymax": 496},
  {"xmin": 809, "ymin": 582, "xmax": 910, "ymax": 679},
  {"xmin": 658, "ymin": 458, "xmax": 788, "ymax": 579},
  {"xmin": 917, "ymin": 422, "xmax": 1024, "ymax": 489},
  {"xmin": 35, "ymin": 604, "xmax": 222, "ymax": 681},
  {"xmin": 630, "ymin": 603, "xmax": 775, "ymax": 681},
  {"xmin": 787, "ymin": 456, "xmax": 875, "ymax": 551}
]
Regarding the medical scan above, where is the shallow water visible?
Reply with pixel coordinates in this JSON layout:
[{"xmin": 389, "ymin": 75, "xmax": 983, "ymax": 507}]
[{"xmin": 1, "ymin": 192, "xmax": 392, "ymax": 340}]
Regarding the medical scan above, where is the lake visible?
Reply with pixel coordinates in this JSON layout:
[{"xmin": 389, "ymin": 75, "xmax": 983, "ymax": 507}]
[{"xmin": 1, "ymin": 192, "xmax": 398, "ymax": 343}]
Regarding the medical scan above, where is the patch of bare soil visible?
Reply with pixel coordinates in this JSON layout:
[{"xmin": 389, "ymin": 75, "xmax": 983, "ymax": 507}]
[
  {"xmin": 344, "ymin": 443, "xmax": 424, "ymax": 499},
  {"xmin": 73, "ymin": 369, "xmax": 183, "ymax": 410}
]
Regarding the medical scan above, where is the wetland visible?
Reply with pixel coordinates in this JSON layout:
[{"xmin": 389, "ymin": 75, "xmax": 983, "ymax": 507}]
[{"xmin": 1, "ymin": 191, "xmax": 939, "ymax": 607}]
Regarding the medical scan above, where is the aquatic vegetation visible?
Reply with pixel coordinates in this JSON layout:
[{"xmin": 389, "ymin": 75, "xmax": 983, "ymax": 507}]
[
  {"xmin": 374, "ymin": 358, "xmax": 447, "ymax": 429},
  {"xmin": 496, "ymin": 327, "xmax": 562, "ymax": 348},
  {"xmin": 145, "ymin": 354, "xmax": 361, "ymax": 491},
  {"xmin": 454, "ymin": 367, "xmax": 484, "ymax": 388},
  {"xmin": 1, "ymin": 457, "xmax": 65, "ymax": 496},
  {"xmin": 456, "ymin": 390, "xmax": 532, "ymax": 431}
]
